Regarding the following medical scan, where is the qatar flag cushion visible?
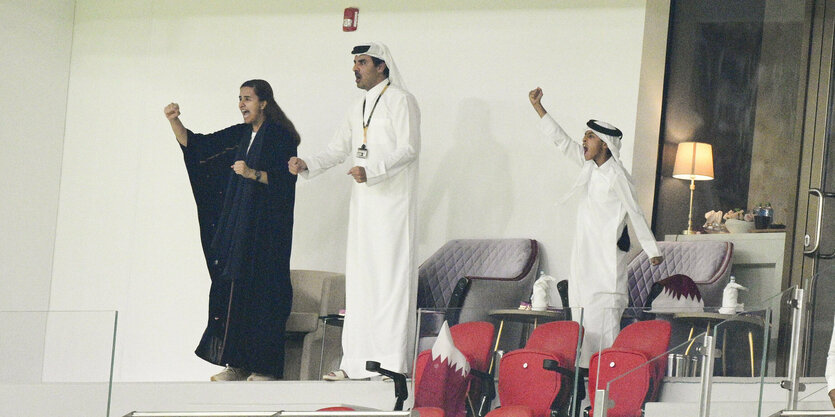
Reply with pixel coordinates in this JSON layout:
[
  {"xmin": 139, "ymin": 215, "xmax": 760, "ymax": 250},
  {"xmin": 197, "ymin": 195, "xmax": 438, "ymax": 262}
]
[
  {"xmin": 414, "ymin": 321, "xmax": 471, "ymax": 417},
  {"xmin": 648, "ymin": 274, "xmax": 704, "ymax": 313}
]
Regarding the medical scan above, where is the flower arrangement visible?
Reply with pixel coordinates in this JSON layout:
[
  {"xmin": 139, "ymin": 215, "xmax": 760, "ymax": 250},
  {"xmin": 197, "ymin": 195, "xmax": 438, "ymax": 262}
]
[
  {"xmin": 724, "ymin": 208, "xmax": 754, "ymax": 222},
  {"xmin": 703, "ymin": 208, "xmax": 754, "ymax": 233}
]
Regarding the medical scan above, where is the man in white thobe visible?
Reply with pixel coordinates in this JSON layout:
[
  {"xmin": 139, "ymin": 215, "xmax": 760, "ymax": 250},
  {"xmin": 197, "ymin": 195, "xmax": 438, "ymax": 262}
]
[
  {"xmin": 529, "ymin": 87, "xmax": 663, "ymax": 368},
  {"xmin": 289, "ymin": 42, "xmax": 420, "ymax": 380}
]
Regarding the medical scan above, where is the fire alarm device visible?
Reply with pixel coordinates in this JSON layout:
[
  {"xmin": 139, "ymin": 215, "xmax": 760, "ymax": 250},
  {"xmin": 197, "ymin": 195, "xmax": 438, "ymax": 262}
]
[{"xmin": 343, "ymin": 7, "xmax": 358, "ymax": 32}]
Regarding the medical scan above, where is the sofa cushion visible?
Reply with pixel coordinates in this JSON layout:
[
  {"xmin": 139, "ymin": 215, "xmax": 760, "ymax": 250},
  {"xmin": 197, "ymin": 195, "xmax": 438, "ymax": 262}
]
[
  {"xmin": 290, "ymin": 270, "xmax": 344, "ymax": 314},
  {"xmin": 286, "ymin": 311, "xmax": 319, "ymax": 333}
]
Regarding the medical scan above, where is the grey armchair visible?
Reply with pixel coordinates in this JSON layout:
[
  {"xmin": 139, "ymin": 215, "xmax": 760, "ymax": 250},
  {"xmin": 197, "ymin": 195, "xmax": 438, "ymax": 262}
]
[
  {"xmin": 284, "ymin": 269, "xmax": 345, "ymax": 380},
  {"xmin": 627, "ymin": 240, "xmax": 734, "ymax": 308},
  {"xmin": 417, "ymin": 238, "xmax": 539, "ymax": 350}
]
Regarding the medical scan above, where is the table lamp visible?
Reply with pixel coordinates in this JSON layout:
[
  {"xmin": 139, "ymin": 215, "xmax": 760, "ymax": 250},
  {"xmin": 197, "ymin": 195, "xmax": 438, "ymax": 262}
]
[{"xmin": 672, "ymin": 142, "xmax": 714, "ymax": 234}]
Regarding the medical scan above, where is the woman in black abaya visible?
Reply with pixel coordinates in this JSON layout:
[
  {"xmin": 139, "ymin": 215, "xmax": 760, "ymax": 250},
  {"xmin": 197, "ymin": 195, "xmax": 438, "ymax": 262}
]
[{"xmin": 164, "ymin": 79, "xmax": 299, "ymax": 381}]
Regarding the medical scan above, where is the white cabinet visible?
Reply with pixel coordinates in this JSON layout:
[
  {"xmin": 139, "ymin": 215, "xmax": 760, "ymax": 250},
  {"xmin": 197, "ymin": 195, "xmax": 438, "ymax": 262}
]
[
  {"xmin": 664, "ymin": 232, "xmax": 787, "ymax": 306},
  {"xmin": 665, "ymin": 232, "xmax": 787, "ymax": 375}
]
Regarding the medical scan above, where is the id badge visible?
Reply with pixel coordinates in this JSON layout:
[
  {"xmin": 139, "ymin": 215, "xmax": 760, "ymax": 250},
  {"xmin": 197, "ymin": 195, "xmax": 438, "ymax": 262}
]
[{"xmin": 356, "ymin": 145, "xmax": 368, "ymax": 159}]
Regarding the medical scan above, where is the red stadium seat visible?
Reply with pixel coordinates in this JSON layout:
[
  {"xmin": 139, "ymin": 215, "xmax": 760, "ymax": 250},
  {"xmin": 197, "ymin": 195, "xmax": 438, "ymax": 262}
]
[
  {"xmin": 450, "ymin": 321, "xmax": 495, "ymax": 374},
  {"xmin": 484, "ymin": 404, "xmax": 535, "ymax": 417},
  {"xmin": 588, "ymin": 320, "xmax": 671, "ymax": 417},
  {"xmin": 416, "ymin": 407, "xmax": 446, "ymax": 417},
  {"xmin": 414, "ymin": 321, "xmax": 496, "ymax": 417},
  {"xmin": 339, "ymin": 321, "xmax": 494, "ymax": 417},
  {"xmin": 487, "ymin": 320, "xmax": 582, "ymax": 417}
]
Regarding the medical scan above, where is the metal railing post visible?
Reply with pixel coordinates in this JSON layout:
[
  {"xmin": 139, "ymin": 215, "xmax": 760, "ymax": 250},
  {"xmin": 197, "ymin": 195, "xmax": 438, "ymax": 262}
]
[
  {"xmin": 782, "ymin": 287, "xmax": 806, "ymax": 410},
  {"xmin": 699, "ymin": 334, "xmax": 716, "ymax": 417},
  {"xmin": 593, "ymin": 389, "xmax": 609, "ymax": 417}
]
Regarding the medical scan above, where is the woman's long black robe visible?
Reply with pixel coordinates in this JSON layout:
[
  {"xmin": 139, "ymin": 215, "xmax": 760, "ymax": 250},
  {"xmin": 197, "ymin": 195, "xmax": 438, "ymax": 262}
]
[{"xmin": 181, "ymin": 121, "xmax": 296, "ymax": 377}]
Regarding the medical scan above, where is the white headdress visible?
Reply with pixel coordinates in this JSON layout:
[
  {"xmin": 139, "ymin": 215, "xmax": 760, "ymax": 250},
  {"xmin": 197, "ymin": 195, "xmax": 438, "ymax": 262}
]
[
  {"xmin": 351, "ymin": 42, "xmax": 406, "ymax": 90},
  {"xmin": 559, "ymin": 119, "xmax": 628, "ymax": 204},
  {"xmin": 586, "ymin": 119, "xmax": 623, "ymax": 164}
]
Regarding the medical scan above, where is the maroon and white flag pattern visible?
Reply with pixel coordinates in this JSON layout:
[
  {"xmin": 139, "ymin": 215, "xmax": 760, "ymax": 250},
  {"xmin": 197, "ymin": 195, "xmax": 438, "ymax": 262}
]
[{"xmin": 414, "ymin": 321, "xmax": 471, "ymax": 417}]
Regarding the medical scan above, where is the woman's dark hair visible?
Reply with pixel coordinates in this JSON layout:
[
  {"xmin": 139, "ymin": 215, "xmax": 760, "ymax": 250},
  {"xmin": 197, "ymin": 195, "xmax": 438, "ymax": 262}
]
[{"xmin": 241, "ymin": 79, "xmax": 300, "ymax": 145}]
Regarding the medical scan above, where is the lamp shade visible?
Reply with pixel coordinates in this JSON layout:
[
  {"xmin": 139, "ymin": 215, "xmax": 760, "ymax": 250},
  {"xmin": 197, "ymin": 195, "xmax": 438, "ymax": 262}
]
[{"xmin": 672, "ymin": 142, "xmax": 714, "ymax": 181}]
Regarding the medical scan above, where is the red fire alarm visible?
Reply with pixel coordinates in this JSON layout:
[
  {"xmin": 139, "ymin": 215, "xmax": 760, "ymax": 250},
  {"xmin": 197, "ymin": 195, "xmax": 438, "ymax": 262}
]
[{"xmin": 343, "ymin": 7, "xmax": 358, "ymax": 32}]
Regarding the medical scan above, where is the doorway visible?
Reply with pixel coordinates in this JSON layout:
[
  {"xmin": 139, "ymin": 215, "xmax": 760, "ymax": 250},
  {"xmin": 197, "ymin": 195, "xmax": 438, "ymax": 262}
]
[
  {"xmin": 794, "ymin": 0, "xmax": 835, "ymax": 377},
  {"xmin": 654, "ymin": 0, "xmax": 819, "ymax": 375}
]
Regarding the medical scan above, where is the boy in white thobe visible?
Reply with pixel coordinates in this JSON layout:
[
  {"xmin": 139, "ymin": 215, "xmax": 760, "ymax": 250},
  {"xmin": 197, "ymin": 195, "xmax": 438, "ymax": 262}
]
[
  {"xmin": 528, "ymin": 87, "xmax": 663, "ymax": 369},
  {"xmin": 289, "ymin": 42, "xmax": 420, "ymax": 380}
]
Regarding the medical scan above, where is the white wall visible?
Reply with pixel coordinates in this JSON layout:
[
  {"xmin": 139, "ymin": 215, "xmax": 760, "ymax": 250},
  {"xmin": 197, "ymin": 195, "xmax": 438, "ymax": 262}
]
[
  {"xmin": 0, "ymin": 0, "xmax": 75, "ymax": 382},
  {"xmin": 47, "ymin": 0, "xmax": 652, "ymax": 381},
  {"xmin": 0, "ymin": 0, "xmax": 74, "ymax": 310},
  {"xmin": 633, "ymin": 0, "xmax": 671, "ymax": 223}
]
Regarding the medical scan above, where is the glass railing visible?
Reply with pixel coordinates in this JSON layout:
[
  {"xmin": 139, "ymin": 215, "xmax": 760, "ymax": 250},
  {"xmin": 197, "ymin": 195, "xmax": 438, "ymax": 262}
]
[
  {"xmin": 0, "ymin": 310, "xmax": 118, "ymax": 417},
  {"xmin": 125, "ymin": 412, "xmax": 419, "ymax": 416},
  {"xmin": 599, "ymin": 325, "xmax": 709, "ymax": 417},
  {"xmin": 758, "ymin": 269, "xmax": 835, "ymax": 416},
  {"xmin": 10, "ymin": 283, "xmax": 830, "ymax": 417},
  {"xmin": 415, "ymin": 306, "xmax": 583, "ymax": 417},
  {"xmin": 793, "ymin": 384, "xmax": 835, "ymax": 414},
  {"xmin": 747, "ymin": 287, "xmax": 795, "ymax": 380},
  {"xmin": 588, "ymin": 304, "xmax": 773, "ymax": 417},
  {"xmin": 711, "ymin": 307, "xmax": 772, "ymax": 416},
  {"xmin": 125, "ymin": 413, "xmax": 420, "ymax": 416}
]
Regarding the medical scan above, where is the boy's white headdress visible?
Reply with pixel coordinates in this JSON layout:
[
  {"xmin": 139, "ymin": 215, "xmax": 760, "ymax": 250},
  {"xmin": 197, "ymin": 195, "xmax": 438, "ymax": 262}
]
[
  {"xmin": 559, "ymin": 119, "xmax": 628, "ymax": 204},
  {"xmin": 586, "ymin": 119, "xmax": 623, "ymax": 164}
]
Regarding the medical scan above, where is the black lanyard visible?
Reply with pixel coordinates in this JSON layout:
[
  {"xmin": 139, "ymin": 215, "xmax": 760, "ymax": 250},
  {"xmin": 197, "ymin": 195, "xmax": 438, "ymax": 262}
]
[{"xmin": 361, "ymin": 81, "xmax": 391, "ymax": 144}]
